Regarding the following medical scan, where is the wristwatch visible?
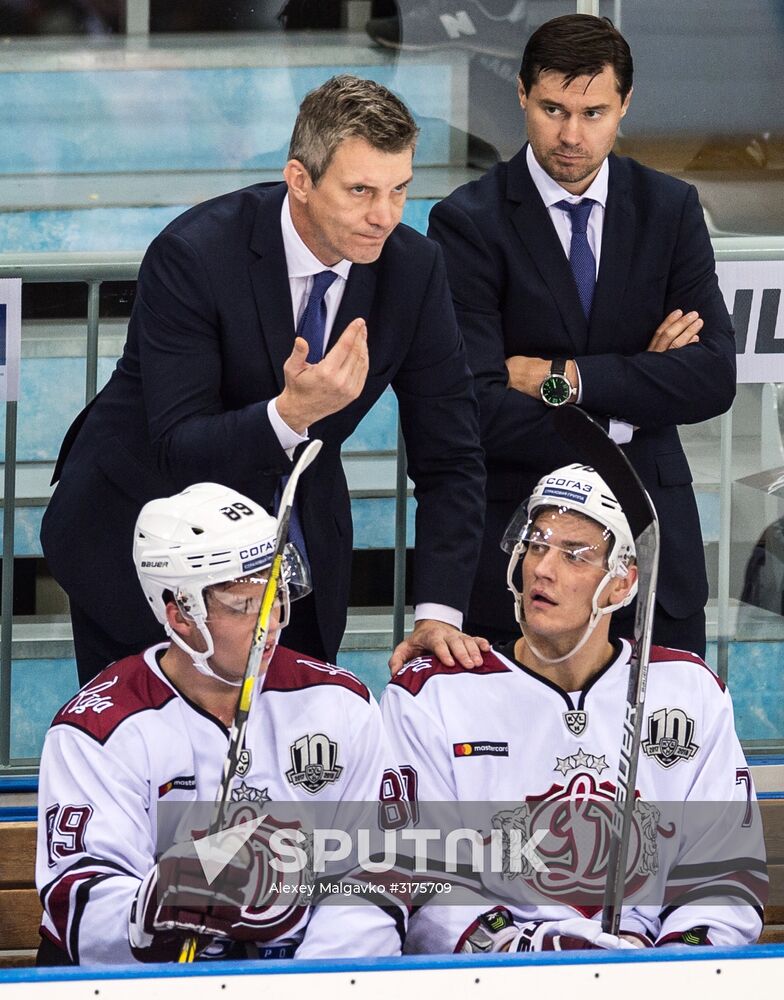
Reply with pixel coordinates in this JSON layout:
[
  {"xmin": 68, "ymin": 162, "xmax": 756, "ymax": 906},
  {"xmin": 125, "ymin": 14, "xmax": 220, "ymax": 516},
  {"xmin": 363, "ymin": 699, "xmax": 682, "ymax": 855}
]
[{"xmin": 539, "ymin": 359, "xmax": 575, "ymax": 407}]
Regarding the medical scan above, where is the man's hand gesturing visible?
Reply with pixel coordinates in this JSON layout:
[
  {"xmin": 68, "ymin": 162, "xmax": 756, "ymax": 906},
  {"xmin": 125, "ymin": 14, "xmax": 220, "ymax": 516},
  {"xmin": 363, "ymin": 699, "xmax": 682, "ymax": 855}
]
[{"xmin": 277, "ymin": 318, "xmax": 369, "ymax": 434}]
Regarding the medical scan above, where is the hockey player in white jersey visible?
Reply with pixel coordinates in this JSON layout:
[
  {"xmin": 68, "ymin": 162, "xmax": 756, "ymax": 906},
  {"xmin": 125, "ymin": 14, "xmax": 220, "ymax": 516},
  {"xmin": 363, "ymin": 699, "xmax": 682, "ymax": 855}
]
[
  {"xmin": 382, "ymin": 463, "xmax": 766, "ymax": 953},
  {"xmin": 36, "ymin": 483, "xmax": 405, "ymax": 966}
]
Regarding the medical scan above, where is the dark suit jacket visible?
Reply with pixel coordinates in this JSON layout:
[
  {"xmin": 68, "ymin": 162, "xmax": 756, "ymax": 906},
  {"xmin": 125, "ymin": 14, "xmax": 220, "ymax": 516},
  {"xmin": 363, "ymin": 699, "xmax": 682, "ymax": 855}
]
[
  {"xmin": 428, "ymin": 147, "xmax": 736, "ymax": 636},
  {"xmin": 42, "ymin": 182, "xmax": 485, "ymax": 662}
]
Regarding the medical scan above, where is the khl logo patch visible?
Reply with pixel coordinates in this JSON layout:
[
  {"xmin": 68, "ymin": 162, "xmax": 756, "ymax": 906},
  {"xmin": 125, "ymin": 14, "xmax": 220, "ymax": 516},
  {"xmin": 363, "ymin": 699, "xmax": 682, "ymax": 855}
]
[
  {"xmin": 235, "ymin": 748, "xmax": 252, "ymax": 777},
  {"xmin": 563, "ymin": 710, "xmax": 587, "ymax": 736}
]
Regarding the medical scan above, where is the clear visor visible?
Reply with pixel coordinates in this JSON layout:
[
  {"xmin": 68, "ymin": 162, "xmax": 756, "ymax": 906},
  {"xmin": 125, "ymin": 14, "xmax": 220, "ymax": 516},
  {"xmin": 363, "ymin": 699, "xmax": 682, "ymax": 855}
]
[
  {"xmin": 201, "ymin": 542, "xmax": 311, "ymax": 618},
  {"xmin": 501, "ymin": 501, "xmax": 611, "ymax": 570},
  {"xmin": 205, "ymin": 579, "xmax": 278, "ymax": 618},
  {"xmin": 521, "ymin": 526, "xmax": 609, "ymax": 570}
]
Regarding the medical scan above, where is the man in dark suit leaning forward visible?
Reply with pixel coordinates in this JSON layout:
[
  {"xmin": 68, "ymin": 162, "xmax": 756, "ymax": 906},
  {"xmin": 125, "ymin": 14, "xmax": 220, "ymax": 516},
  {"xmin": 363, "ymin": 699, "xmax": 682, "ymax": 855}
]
[
  {"xmin": 42, "ymin": 74, "xmax": 488, "ymax": 685},
  {"xmin": 428, "ymin": 14, "xmax": 736, "ymax": 657}
]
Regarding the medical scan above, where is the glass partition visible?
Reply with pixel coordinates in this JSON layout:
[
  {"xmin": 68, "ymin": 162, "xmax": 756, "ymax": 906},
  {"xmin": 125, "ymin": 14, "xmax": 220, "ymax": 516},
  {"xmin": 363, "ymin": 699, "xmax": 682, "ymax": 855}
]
[{"xmin": 0, "ymin": 1, "xmax": 782, "ymax": 770}]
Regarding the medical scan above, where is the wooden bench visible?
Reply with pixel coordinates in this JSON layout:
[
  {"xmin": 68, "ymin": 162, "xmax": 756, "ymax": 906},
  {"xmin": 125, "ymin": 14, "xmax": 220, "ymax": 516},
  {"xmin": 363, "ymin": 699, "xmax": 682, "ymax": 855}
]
[
  {"xmin": 0, "ymin": 821, "xmax": 39, "ymax": 967},
  {"xmin": 1, "ymin": 802, "xmax": 783, "ymax": 966},
  {"xmin": 761, "ymin": 798, "xmax": 784, "ymax": 944}
]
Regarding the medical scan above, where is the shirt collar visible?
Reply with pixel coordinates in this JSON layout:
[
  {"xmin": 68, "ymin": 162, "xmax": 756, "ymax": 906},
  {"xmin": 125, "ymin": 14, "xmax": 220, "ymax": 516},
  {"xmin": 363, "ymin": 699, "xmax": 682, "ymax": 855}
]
[
  {"xmin": 281, "ymin": 193, "xmax": 352, "ymax": 282},
  {"xmin": 526, "ymin": 143, "xmax": 609, "ymax": 209}
]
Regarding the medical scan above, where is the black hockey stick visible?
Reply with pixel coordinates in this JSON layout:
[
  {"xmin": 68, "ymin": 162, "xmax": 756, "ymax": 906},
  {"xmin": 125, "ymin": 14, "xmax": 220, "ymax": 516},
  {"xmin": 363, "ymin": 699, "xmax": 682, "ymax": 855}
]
[
  {"xmin": 179, "ymin": 439, "xmax": 323, "ymax": 962},
  {"xmin": 553, "ymin": 406, "xmax": 660, "ymax": 937}
]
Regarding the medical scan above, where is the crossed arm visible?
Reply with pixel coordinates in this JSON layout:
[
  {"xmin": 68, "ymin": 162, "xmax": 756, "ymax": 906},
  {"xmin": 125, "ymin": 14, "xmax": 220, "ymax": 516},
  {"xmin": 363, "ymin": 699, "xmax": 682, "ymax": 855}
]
[
  {"xmin": 506, "ymin": 307, "xmax": 705, "ymax": 405},
  {"xmin": 428, "ymin": 184, "xmax": 736, "ymax": 467}
]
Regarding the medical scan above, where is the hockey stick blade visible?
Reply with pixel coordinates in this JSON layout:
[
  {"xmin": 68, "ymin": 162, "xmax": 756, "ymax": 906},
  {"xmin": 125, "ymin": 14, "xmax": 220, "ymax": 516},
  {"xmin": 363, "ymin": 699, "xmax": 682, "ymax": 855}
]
[
  {"xmin": 179, "ymin": 439, "xmax": 322, "ymax": 962},
  {"xmin": 553, "ymin": 407, "xmax": 655, "ymax": 539},
  {"xmin": 553, "ymin": 407, "xmax": 660, "ymax": 936},
  {"xmin": 278, "ymin": 439, "xmax": 322, "ymax": 520}
]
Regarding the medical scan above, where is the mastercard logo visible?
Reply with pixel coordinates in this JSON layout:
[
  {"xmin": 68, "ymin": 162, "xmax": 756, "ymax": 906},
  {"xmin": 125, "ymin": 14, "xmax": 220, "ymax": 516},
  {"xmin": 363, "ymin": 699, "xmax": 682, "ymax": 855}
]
[{"xmin": 452, "ymin": 741, "xmax": 509, "ymax": 758}]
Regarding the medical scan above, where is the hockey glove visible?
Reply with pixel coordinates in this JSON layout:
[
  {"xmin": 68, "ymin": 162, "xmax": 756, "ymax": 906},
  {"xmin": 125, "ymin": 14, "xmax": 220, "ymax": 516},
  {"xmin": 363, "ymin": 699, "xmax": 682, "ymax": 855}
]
[
  {"xmin": 459, "ymin": 909, "xmax": 651, "ymax": 954},
  {"xmin": 511, "ymin": 917, "xmax": 651, "ymax": 952},
  {"xmin": 128, "ymin": 838, "xmax": 255, "ymax": 962}
]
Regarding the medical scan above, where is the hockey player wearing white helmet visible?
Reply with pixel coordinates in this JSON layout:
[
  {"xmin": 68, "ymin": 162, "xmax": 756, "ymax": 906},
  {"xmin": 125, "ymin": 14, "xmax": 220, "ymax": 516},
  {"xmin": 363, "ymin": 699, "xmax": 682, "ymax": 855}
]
[
  {"xmin": 501, "ymin": 462, "xmax": 638, "ymax": 676},
  {"xmin": 381, "ymin": 463, "xmax": 765, "ymax": 955},
  {"xmin": 36, "ymin": 483, "xmax": 405, "ymax": 967},
  {"xmin": 132, "ymin": 482, "xmax": 311, "ymax": 692}
]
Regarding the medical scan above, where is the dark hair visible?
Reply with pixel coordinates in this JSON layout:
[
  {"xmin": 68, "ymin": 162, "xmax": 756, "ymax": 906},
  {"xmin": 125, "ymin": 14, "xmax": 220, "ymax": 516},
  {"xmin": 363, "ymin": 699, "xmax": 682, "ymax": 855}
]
[
  {"xmin": 288, "ymin": 74, "xmax": 419, "ymax": 185},
  {"xmin": 519, "ymin": 14, "xmax": 633, "ymax": 102}
]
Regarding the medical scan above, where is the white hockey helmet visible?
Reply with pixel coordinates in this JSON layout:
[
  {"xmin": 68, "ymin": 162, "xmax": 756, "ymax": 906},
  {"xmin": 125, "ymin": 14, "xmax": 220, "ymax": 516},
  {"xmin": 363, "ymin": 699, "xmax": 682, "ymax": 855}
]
[
  {"xmin": 501, "ymin": 463, "xmax": 638, "ymax": 662},
  {"xmin": 134, "ymin": 483, "xmax": 310, "ymax": 684}
]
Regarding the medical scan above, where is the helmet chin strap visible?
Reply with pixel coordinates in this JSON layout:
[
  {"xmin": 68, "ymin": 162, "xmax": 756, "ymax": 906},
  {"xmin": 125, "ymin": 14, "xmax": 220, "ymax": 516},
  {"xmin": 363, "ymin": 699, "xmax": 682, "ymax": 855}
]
[
  {"xmin": 164, "ymin": 619, "xmax": 243, "ymax": 688},
  {"xmin": 507, "ymin": 543, "xmax": 634, "ymax": 666},
  {"xmin": 165, "ymin": 586, "xmax": 293, "ymax": 688}
]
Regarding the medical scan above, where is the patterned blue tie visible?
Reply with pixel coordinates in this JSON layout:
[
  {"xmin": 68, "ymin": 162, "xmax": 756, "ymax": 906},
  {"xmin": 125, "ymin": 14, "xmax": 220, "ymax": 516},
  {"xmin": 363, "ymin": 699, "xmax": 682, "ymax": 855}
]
[
  {"xmin": 299, "ymin": 270, "xmax": 338, "ymax": 363},
  {"xmin": 556, "ymin": 199, "xmax": 596, "ymax": 318},
  {"xmin": 276, "ymin": 271, "xmax": 337, "ymax": 569}
]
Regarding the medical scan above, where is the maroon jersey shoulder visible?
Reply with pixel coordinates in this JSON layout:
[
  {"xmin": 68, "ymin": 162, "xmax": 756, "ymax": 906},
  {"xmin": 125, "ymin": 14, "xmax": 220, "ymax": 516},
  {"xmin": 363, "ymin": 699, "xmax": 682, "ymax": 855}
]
[
  {"xmin": 51, "ymin": 652, "xmax": 176, "ymax": 743},
  {"xmin": 390, "ymin": 651, "xmax": 510, "ymax": 696},
  {"xmin": 264, "ymin": 646, "xmax": 370, "ymax": 702},
  {"xmin": 649, "ymin": 644, "xmax": 726, "ymax": 691}
]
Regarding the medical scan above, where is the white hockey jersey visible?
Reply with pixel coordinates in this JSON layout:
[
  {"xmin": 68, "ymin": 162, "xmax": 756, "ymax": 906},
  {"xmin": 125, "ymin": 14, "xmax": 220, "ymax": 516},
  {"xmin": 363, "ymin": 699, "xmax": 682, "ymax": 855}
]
[
  {"xmin": 37, "ymin": 644, "xmax": 405, "ymax": 966},
  {"xmin": 381, "ymin": 640, "xmax": 766, "ymax": 953}
]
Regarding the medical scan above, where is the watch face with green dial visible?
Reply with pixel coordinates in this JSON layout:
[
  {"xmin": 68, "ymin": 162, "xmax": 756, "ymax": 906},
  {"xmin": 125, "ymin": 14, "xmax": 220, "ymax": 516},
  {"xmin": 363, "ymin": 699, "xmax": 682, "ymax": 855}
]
[{"xmin": 540, "ymin": 373, "xmax": 572, "ymax": 407}]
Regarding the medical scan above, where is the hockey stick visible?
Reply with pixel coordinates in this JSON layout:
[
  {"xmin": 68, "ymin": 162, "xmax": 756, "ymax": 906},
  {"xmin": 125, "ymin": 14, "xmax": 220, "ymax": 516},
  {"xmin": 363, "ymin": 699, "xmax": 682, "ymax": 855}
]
[
  {"xmin": 553, "ymin": 407, "xmax": 660, "ymax": 937},
  {"xmin": 179, "ymin": 439, "xmax": 323, "ymax": 962}
]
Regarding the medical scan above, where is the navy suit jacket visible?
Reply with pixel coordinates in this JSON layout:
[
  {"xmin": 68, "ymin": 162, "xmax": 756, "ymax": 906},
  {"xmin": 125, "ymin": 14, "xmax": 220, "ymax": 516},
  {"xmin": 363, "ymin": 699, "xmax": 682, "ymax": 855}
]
[
  {"xmin": 428, "ymin": 147, "xmax": 736, "ymax": 634},
  {"xmin": 42, "ymin": 182, "xmax": 485, "ymax": 661}
]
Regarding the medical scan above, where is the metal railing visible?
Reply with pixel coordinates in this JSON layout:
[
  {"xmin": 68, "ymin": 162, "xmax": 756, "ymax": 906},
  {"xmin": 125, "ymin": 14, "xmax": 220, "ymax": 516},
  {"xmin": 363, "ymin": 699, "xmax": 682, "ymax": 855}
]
[
  {"xmin": 0, "ymin": 253, "xmax": 142, "ymax": 771},
  {"xmin": 1, "ymin": 241, "xmax": 784, "ymax": 769},
  {"xmin": 0, "ymin": 251, "xmax": 412, "ymax": 772},
  {"xmin": 711, "ymin": 237, "xmax": 784, "ymax": 686}
]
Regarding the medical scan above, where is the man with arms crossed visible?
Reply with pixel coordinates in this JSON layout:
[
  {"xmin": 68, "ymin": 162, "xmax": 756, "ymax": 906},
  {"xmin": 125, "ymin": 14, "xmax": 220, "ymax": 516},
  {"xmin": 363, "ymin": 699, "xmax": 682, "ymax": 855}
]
[
  {"xmin": 428, "ymin": 15, "xmax": 736, "ymax": 655},
  {"xmin": 382, "ymin": 464, "xmax": 764, "ymax": 952}
]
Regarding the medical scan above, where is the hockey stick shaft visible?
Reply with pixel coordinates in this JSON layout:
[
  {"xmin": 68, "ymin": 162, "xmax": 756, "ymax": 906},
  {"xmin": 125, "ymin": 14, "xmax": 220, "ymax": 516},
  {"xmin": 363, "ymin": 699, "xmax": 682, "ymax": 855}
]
[
  {"xmin": 552, "ymin": 407, "xmax": 660, "ymax": 936},
  {"xmin": 601, "ymin": 520, "xmax": 659, "ymax": 934},
  {"xmin": 217, "ymin": 438, "xmax": 322, "ymax": 818},
  {"xmin": 178, "ymin": 439, "xmax": 322, "ymax": 962}
]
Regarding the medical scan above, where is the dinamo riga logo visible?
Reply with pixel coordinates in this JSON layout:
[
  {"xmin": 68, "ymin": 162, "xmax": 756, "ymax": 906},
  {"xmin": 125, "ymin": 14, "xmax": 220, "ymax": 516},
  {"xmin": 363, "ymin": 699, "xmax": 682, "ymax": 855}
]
[
  {"xmin": 641, "ymin": 708, "xmax": 700, "ymax": 768},
  {"xmin": 214, "ymin": 810, "xmax": 312, "ymax": 942},
  {"xmin": 286, "ymin": 733, "xmax": 343, "ymax": 794},
  {"xmin": 492, "ymin": 774, "xmax": 674, "ymax": 905}
]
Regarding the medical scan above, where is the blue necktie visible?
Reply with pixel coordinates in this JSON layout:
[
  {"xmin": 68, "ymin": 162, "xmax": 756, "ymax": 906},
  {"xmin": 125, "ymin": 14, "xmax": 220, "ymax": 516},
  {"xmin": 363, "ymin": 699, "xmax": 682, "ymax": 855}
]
[
  {"xmin": 276, "ymin": 271, "xmax": 337, "ymax": 569},
  {"xmin": 556, "ymin": 199, "xmax": 596, "ymax": 318},
  {"xmin": 299, "ymin": 270, "xmax": 338, "ymax": 364}
]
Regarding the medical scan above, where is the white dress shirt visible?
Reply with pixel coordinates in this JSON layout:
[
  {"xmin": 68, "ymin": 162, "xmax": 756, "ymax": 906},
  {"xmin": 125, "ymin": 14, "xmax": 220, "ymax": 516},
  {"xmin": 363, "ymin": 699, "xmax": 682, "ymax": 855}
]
[
  {"xmin": 266, "ymin": 194, "xmax": 351, "ymax": 453},
  {"xmin": 268, "ymin": 194, "xmax": 461, "ymax": 631},
  {"xmin": 526, "ymin": 146, "xmax": 633, "ymax": 445},
  {"xmin": 526, "ymin": 143, "xmax": 607, "ymax": 272}
]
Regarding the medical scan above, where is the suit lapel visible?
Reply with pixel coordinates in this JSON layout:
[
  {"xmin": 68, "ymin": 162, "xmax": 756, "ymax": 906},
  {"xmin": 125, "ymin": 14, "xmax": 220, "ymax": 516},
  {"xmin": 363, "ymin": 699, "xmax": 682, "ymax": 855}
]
[
  {"xmin": 248, "ymin": 184, "xmax": 296, "ymax": 394},
  {"xmin": 589, "ymin": 154, "xmax": 635, "ymax": 353},
  {"xmin": 507, "ymin": 147, "xmax": 588, "ymax": 354}
]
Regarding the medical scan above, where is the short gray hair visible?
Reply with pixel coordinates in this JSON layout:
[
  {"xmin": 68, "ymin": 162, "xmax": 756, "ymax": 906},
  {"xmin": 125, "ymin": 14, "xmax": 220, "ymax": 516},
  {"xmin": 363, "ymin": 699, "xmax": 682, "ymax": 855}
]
[{"xmin": 288, "ymin": 75, "xmax": 419, "ymax": 184}]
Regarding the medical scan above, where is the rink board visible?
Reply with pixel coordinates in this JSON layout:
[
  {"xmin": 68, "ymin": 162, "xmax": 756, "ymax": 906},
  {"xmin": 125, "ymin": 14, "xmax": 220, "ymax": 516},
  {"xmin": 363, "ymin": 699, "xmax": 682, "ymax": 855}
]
[{"xmin": 2, "ymin": 946, "xmax": 784, "ymax": 1000}]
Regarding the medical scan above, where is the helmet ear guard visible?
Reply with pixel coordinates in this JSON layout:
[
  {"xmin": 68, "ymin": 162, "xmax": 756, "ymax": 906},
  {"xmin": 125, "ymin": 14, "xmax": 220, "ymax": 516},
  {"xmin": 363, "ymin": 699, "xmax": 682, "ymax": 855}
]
[{"xmin": 133, "ymin": 483, "xmax": 310, "ymax": 684}]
